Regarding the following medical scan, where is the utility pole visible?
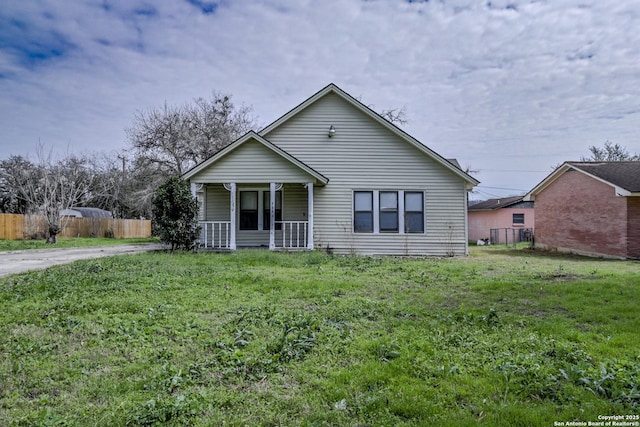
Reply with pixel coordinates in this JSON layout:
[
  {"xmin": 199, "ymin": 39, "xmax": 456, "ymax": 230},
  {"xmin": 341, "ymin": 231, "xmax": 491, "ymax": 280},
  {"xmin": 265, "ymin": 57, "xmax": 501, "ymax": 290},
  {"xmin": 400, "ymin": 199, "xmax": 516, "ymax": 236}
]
[
  {"xmin": 117, "ymin": 155, "xmax": 126, "ymax": 180},
  {"xmin": 117, "ymin": 155, "xmax": 126, "ymax": 218}
]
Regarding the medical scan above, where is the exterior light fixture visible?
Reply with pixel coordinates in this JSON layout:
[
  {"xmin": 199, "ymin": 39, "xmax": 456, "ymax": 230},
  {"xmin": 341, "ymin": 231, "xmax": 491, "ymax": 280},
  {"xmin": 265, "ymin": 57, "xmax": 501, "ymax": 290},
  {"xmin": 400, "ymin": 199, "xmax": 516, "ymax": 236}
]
[{"xmin": 328, "ymin": 125, "xmax": 336, "ymax": 137}]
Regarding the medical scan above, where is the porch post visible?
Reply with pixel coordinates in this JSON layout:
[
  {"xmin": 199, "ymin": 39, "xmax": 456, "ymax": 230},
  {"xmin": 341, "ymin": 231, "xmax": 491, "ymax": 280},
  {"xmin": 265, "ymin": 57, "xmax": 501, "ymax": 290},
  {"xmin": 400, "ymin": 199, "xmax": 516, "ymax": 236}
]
[
  {"xmin": 307, "ymin": 182, "xmax": 314, "ymax": 250},
  {"xmin": 229, "ymin": 182, "xmax": 236, "ymax": 250},
  {"xmin": 269, "ymin": 182, "xmax": 276, "ymax": 250}
]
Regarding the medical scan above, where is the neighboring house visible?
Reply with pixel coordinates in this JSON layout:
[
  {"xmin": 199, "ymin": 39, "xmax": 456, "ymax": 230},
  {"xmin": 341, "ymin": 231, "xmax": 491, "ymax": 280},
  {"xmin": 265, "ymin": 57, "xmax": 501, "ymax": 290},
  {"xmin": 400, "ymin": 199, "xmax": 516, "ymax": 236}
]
[
  {"xmin": 525, "ymin": 161, "xmax": 640, "ymax": 259},
  {"xmin": 183, "ymin": 83, "xmax": 479, "ymax": 256},
  {"xmin": 60, "ymin": 207, "xmax": 113, "ymax": 218},
  {"xmin": 468, "ymin": 196, "xmax": 534, "ymax": 243}
]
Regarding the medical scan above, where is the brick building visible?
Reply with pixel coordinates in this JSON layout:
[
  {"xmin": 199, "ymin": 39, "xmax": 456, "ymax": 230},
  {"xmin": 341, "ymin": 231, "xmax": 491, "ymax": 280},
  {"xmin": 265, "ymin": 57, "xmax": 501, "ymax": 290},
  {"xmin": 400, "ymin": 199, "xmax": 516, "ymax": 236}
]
[
  {"xmin": 525, "ymin": 162, "xmax": 640, "ymax": 259},
  {"xmin": 468, "ymin": 196, "xmax": 534, "ymax": 244}
]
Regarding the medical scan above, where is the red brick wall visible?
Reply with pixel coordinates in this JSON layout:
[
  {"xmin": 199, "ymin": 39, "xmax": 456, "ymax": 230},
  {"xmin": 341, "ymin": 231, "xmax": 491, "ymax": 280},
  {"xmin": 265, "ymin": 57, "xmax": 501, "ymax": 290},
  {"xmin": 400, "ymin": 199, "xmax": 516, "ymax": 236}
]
[
  {"xmin": 535, "ymin": 170, "xmax": 628, "ymax": 258},
  {"xmin": 628, "ymin": 197, "xmax": 640, "ymax": 259}
]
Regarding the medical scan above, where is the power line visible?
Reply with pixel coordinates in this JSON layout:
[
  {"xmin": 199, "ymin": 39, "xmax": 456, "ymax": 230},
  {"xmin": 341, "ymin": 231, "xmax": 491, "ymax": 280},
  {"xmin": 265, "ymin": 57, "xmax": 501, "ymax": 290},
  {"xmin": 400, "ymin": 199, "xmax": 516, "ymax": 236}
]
[
  {"xmin": 477, "ymin": 169, "xmax": 548, "ymax": 173},
  {"xmin": 475, "ymin": 185, "xmax": 528, "ymax": 192},
  {"xmin": 471, "ymin": 189, "xmax": 503, "ymax": 199}
]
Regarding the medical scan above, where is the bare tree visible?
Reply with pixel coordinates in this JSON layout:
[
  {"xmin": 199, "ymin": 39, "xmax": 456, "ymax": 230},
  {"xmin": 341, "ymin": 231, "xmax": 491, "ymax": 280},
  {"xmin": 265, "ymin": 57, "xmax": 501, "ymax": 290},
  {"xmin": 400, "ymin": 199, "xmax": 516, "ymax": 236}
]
[
  {"xmin": 83, "ymin": 152, "xmax": 130, "ymax": 218},
  {"xmin": 14, "ymin": 147, "xmax": 91, "ymax": 243},
  {"xmin": 188, "ymin": 94, "xmax": 257, "ymax": 163},
  {"xmin": 126, "ymin": 103, "xmax": 193, "ymax": 176},
  {"xmin": 126, "ymin": 92, "xmax": 257, "ymax": 176},
  {"xmin": 124, "ymin": 159, "xmax": 159, "ymax": 219},
  {"xmin": 355, "ymin": 95, "xmax": 410, "ymax": 125},
  {"xmin": 379, "ymin": 106, "xmax": 408, "ymax": 125},
  {"xmin": 581, "ymin": 141, "xmax": 639, "ymax": 161},
  {"xmin": 124, "ymin": 92, "xmax": 257, "ymax": 217}
]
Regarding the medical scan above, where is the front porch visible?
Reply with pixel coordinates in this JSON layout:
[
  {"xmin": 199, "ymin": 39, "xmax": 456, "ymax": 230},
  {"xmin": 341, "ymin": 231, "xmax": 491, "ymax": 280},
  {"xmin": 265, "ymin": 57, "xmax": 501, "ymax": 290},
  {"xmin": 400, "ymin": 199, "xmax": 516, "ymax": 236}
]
[
  {"xmin": 192, "ymin": 182, "xmax": 315, "ymax": 251},
  {"xmin": 198, "ymin": 220, "xmax": 310, "ymax": 250}
]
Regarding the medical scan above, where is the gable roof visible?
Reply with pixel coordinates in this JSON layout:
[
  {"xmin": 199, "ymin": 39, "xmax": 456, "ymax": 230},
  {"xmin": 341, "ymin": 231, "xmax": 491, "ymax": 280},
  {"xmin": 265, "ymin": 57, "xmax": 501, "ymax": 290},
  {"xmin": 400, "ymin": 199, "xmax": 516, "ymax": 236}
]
[
  {"xmin": 182, "ymin": 130, "xmax": 329, "ymax": 185},
  {"xmin": 569, "ymin": 162, "xmax": 640, "ymax": 192},
  {"xmin": 468, "ymin": 196, "xmax": 526, "ymax": 211},
  {"xmin": 526, "ymin": 161, "xmax": 640, "ymax": 199},
  {"xmin": 259, "ymin": 83, "xmax": 479, "ymax": 188},
  {"xmin": 447, "ymin": 158, "xmax": 462, "ymax": 169}
]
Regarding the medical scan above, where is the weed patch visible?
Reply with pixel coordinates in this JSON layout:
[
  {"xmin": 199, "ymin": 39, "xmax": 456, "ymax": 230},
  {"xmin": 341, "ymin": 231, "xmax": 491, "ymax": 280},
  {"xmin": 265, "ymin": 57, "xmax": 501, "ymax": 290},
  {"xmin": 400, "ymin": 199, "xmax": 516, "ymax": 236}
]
[{"xmin": 0, "ymin": 248, "xmax": 638, "ymax": 425}]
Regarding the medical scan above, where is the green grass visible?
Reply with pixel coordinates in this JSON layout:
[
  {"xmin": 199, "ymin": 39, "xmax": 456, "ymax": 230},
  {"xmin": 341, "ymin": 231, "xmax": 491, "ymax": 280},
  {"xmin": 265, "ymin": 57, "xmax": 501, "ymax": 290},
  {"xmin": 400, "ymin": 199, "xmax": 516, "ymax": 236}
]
[
  {"xmin": 0, "ymin": 247, "xmax": 638, "ymax": 426},
  {"xmin": 0, "ymin": 237, "xmax": 160, "ymax": 252}
]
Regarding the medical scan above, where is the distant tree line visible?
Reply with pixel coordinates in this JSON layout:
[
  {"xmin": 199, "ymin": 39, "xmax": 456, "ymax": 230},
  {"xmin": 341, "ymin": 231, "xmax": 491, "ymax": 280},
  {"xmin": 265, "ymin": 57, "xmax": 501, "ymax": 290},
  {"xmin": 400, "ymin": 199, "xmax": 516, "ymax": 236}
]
[
  {"xmin": 0, "ymin": 91, "xmax": 256, "ymax": 242},
  {"xmin": 580, "ymin": 141, "xmax": 640, "ymax": 162}
]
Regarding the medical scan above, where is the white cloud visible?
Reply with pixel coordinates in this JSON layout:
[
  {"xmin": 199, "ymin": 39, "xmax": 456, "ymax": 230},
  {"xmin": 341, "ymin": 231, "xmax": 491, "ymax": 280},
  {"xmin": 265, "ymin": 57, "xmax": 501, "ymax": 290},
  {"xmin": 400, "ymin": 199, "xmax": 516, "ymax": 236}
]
[{"xmin": 0, "ymin": 0, "xmax": 639, "ymax": 197}]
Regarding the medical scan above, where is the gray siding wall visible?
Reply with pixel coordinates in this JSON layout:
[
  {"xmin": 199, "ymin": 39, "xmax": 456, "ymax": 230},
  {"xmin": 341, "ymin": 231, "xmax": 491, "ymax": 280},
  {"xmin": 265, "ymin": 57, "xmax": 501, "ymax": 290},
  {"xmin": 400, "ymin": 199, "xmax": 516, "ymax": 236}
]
[
  {"xmin": 191, "ymin": 139, "xmax": 315, "ymax": 183},
  {"xmin": 282, "ymin": 184, "xmax": 308, "ymax": 221},
  {"xmin": 205, "ymin": 184, "xmax": 230, "ymax": 221},
  {"xmin": 263, "ymin": 93, "xmax": 469, "ymax": 256}
]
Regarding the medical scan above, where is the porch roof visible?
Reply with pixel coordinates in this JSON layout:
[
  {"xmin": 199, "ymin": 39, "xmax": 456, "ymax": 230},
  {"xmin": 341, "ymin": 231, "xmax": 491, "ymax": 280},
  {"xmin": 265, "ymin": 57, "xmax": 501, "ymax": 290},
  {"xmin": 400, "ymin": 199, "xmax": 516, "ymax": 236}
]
[{"xmin": 183, "ymin": 131, "xmax": 329, "ymax": 185}]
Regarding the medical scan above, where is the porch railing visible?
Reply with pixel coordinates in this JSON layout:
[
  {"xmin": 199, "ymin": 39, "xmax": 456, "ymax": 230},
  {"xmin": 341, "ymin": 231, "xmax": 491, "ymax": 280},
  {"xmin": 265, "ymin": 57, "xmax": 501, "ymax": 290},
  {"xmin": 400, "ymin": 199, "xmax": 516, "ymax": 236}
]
[
  {"xmin": 199, "ymin": 221, "xmax": 231, "ymax": 249},
  {"xmin": 198, "ymin": 220, "xmax": 309, "ymax": 250},
  {"xmin": 277, "ymin": 221, "xmax": 308, "ymax": 249}
]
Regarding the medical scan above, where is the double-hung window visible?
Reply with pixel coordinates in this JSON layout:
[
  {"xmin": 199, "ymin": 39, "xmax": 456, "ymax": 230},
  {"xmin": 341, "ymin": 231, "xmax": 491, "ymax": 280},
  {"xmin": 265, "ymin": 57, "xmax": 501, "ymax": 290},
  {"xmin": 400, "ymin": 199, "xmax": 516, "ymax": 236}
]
[
  {"xmin": 240, "ymin": 191, "xmax": 259, "ymax": 230},
  {"xmin": 354, "ymin": 191, "xmax": 373, "ymax": 233},
  {"xmin": 379, "ymin": 191, "xmax": 399, "ymax": 232},
  {"xmin": 404, "ymin": 192, "xmax": 424, "ymax": 233},
  {"xmin": 353, "ymin": 190, "xmax": 425, "ymax": 234},
  {"xmin": 239, "ymin": 189, "xmax": 282, "ymax": 231},
  {"xmin": 263, "ymin": 191, "xmax": 282, "ymax": 230}
]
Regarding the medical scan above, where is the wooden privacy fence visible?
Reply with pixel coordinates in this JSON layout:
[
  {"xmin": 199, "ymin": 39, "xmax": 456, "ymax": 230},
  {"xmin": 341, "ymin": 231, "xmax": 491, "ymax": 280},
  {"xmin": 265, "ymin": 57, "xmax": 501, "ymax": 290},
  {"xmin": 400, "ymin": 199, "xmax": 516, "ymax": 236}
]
[
  {"xmin": 0, "ymin": 214, "xmax": 24, "ymax": 240},
  {"xmin": 0, "ymin": 214, "xmax": 151, "ymax": 240}
]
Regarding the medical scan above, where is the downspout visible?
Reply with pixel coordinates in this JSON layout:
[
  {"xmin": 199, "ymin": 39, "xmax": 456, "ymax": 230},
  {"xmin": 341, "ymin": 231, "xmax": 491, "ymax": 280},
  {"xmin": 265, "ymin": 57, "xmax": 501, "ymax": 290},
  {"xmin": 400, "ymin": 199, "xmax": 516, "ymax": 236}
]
[{"xmin": 464, "ymin": 183, "xmax": 470, "ymax": 256}]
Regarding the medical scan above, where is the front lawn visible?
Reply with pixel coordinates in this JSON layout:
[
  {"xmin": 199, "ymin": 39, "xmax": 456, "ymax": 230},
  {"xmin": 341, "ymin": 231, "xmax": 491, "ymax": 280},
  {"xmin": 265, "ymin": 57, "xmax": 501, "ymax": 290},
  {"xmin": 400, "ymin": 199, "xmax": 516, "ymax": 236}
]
[
  {"xmin": 0, "ymin": 248, "xmax": 638, "ymax": 426},
  {"xmin": 0, "ymin": 237, "xmax": 160, "ymax": 252}
]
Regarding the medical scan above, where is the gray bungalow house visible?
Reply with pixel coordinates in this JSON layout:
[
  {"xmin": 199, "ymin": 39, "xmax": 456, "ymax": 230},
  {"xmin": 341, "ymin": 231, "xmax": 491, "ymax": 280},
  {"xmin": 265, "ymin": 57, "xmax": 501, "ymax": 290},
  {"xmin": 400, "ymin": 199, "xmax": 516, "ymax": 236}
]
[{"xmin": 182, "ymin": 83, "xmax": 479, "ymax": 256}]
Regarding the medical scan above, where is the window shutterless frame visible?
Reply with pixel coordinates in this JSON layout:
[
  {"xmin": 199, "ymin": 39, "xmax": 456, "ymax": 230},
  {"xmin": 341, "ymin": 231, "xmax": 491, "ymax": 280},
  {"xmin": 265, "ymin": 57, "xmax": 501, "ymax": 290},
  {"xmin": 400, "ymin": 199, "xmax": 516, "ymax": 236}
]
[
  {"xmin": 353, "ymin": 190, "xmax": 425, "ymax": 234},
  {"xmin": 263, "ymin": 191, "xmax": 282, "ymax": 230},
  {"xmin": 404, "ymin": 191, "xmax": 424, "ymax": 233},
  {"xmin": 353, "ymin": 191, "xmax": 374, "ymax": 233},
  {"xmin": 239, "ymin": 189, "xmax": 283, "ymax": 231},
  {"xmin": 239, "ymin": 191, "xmax": 259, "ymax": 230},
  {"xmin": 512, "ymin": 213, "xmax": 524, "ymax": 225},
  {"xmin": 379, "ymin": 191, "xmax": 399, "ymax": 232}
]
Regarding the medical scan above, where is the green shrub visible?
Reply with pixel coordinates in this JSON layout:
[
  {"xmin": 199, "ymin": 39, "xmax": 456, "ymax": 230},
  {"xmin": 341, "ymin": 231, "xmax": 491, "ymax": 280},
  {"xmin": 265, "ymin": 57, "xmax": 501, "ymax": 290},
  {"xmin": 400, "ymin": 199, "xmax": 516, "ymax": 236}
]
[{"xmin": 152, "ymin": 177, "xmax": 199, "ymax": 251}]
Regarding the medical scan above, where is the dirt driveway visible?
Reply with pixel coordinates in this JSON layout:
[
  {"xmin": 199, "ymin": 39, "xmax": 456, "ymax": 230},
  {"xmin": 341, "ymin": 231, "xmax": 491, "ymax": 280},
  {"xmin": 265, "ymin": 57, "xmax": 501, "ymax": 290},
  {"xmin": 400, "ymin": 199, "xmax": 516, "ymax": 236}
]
[{"xmin": 0, "ymin": 244, "xmax": 166, "ymax": 278}]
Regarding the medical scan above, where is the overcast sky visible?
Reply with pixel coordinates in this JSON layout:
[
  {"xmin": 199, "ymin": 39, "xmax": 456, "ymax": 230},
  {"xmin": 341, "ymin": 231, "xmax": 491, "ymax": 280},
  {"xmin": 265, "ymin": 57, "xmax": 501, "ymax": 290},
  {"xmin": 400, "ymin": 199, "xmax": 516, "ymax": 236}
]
[{"xmin": 1, "ymin": 0, "xmax": 639, "ymax": 199}]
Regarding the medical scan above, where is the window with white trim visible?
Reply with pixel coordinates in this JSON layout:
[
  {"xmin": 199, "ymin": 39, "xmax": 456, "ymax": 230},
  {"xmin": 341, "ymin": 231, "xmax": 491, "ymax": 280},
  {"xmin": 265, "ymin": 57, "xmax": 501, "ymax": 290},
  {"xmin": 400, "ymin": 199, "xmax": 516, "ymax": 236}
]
[
  {"xmin": 263, "ymin": 191, "xmax": 282, "ymax": 230},
  {"xmin": 353, "ymin": 191, "xmax": 373, "ymax": 232},
  {"xmin": 353, "ymin": 190, "xmax": 425, "ymax": 234},
  {"xmin": 240, "ymin": 191, "xmax": 258, "ymax": 230},
  {"xmin": 404, "ymin": 192, "xmax": 424, "ymax": 233},
  {"xmin": 379, "ymin": 191, "xmax": 399, "ymax": 232}
]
